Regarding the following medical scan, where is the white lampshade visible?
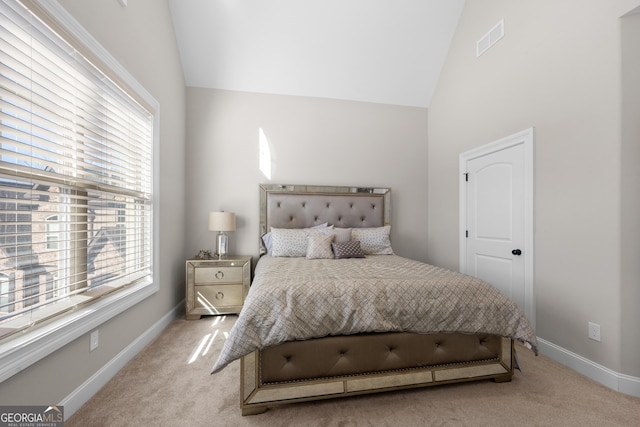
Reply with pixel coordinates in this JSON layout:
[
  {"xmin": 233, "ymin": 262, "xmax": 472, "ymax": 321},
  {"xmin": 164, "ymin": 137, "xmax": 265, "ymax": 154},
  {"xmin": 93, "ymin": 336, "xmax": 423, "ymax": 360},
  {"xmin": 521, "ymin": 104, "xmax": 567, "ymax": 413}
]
[{"xmin": 208, "ymin": 211, "xmax": 236, "ymax": 232}]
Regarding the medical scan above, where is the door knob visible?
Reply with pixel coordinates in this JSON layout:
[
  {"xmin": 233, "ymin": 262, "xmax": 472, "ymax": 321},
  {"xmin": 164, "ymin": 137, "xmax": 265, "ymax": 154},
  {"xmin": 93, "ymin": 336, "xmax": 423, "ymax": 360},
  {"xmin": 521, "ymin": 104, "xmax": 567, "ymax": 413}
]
[{"xmin": 512, "ymin": 249, "xmax": 522, "ymax": 256}]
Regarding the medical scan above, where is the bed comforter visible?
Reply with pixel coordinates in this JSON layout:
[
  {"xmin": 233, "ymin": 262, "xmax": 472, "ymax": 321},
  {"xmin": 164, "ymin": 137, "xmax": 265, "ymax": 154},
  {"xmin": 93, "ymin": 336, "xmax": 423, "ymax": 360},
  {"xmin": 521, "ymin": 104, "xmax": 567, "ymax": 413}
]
[{"xmin": 211, "ymin": 255, "xmax": 538, "ymax": 373}]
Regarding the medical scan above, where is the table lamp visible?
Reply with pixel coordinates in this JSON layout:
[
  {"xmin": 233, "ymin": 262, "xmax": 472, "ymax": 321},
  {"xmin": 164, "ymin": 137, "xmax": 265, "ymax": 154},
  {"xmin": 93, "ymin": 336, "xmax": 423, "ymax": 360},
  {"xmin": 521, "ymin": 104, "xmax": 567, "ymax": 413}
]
[{"xmin": 208, "ymin": 211, "xmax": 236, "ymax": 259}]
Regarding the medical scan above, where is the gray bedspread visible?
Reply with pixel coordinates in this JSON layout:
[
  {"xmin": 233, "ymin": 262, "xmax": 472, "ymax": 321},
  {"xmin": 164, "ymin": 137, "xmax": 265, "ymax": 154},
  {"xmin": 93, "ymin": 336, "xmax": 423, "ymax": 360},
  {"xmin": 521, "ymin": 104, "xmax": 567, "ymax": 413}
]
[{"xmin": 211, "ymin": 255, "xmax": 538, "ymax": 373}]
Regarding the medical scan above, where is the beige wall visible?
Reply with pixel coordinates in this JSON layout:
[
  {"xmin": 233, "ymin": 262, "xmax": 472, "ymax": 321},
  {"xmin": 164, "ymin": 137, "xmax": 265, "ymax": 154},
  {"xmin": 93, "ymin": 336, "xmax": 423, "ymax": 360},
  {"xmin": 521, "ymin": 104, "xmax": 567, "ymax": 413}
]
[
  {"xmin": 620, "ymin": 11, "xmax": 640, "ymax": 377},
  {"xmin": 0, "ymin": 0, "xmax": 187, "ymax": 404},
  {"xmin": 185, "ymin": 88, "xmax": 428, "ymax": 263},
  {"xmin": 428, "ymin": 0, "xmax": 640, "ymax": 375}
]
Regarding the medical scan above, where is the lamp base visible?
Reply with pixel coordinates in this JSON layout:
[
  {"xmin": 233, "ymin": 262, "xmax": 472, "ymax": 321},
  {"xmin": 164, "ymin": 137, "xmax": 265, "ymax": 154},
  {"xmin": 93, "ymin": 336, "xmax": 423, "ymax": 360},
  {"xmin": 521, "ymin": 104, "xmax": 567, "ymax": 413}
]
[{"xmin": 216, "ymin": 232, "xmax": 229, "ymax": 259}]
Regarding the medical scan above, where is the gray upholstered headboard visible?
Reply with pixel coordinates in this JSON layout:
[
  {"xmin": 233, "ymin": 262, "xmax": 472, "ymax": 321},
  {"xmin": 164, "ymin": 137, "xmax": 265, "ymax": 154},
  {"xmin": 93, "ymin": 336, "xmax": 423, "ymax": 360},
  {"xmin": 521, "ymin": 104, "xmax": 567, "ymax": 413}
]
[{"xmin": 259, "ymin": 184, "xmax": 391, "ymax": 254}]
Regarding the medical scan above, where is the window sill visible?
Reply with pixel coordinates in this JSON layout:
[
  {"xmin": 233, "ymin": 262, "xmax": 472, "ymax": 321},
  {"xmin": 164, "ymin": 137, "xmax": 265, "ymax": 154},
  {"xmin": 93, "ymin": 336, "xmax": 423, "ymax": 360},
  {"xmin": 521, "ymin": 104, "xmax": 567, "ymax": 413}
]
[{"xmin": 0, "ymin": 278, "xmax": 158, "ymax": 384}]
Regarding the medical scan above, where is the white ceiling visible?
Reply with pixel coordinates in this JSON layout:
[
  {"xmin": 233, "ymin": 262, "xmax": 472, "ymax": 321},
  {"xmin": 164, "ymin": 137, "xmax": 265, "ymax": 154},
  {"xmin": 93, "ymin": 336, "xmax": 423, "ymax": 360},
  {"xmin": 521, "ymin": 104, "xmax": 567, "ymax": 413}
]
[{"xmin": 168, "ymin": 0, "xmax": 465, "ymax": 108}]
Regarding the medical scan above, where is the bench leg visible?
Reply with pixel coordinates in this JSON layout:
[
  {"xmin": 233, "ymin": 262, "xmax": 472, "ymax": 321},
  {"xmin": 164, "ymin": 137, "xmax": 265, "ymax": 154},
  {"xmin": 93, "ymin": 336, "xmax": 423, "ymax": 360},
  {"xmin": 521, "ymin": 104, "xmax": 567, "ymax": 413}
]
[{"xmin": 242, "ymin": 405, "xmax": 268, "ymax": 416}]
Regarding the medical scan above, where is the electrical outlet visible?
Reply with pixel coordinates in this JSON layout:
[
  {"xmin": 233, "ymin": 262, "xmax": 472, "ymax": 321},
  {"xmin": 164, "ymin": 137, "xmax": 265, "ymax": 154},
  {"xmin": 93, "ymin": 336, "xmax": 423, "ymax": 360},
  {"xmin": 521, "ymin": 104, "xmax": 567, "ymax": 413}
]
[
  {"xmin": 90, "ymin": 330, "xmax": 99, "ymax": 351},
  {"xmin": 588, "ymin": 322, "xmax": 601, "ymax": 342}
]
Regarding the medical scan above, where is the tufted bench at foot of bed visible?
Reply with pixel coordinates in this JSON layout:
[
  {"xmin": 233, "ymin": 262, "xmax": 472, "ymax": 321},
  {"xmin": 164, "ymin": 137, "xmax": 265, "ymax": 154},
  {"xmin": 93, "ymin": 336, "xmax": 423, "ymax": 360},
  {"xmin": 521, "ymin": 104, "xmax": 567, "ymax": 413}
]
[{"xmin": 240, "ymin": 332, "xmax": 514, "ymax": 415}]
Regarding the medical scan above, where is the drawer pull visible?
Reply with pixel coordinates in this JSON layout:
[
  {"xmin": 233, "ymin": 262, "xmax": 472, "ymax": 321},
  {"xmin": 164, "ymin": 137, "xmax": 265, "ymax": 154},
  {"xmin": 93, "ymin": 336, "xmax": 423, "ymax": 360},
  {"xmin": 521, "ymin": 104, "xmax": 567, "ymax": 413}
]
[
  {"xmin": 216, "ymin": 291, "xmax": 224, "ymax": 300},
  {"xmin": 215, "ymin": 270, "xmax": 224, "ymax": 279}
]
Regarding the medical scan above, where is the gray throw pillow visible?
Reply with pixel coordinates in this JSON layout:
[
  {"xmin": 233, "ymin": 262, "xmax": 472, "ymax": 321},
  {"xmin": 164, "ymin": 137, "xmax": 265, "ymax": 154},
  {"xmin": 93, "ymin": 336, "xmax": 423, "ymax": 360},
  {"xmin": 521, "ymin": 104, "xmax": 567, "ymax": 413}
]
[{"xmin": 332, "ymin": 240, "xmax": 365, "ymax": 259}]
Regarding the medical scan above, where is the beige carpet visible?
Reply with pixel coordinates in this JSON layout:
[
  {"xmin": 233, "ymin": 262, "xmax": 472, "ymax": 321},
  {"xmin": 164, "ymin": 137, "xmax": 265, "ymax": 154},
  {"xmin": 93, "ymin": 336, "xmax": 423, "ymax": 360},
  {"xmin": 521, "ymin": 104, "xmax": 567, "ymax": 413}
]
[{"xmin": 67, "ymin": 315, "xmax": 640, "ymax": 426}]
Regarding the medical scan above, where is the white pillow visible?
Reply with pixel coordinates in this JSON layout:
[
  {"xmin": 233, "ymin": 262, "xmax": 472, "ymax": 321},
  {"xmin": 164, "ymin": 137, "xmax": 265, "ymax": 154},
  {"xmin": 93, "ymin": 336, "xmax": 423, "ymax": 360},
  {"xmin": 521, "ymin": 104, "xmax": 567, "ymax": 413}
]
[
  {"xmin": 329, "ymin": 227, "xmax": 351, "ymax": 243},
  {"xmin": 269, "ymin": 228, "xmax": 307, "ymax": 257},
  {"xmin": 262, "ymin": 223, "xmax": 329, "ymax": 255},
  {"xmin": 351, "ymin": 225, "xmax": 393, "ymax": 255},
  {"xmin": 306, "ymin": 231, "xmax": 335, "ymax": 259}
]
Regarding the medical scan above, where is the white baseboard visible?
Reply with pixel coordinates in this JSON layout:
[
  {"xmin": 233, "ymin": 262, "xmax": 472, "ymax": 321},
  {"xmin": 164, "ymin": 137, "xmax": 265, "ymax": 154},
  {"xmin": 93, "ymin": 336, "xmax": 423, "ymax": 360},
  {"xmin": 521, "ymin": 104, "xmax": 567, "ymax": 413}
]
[
  {"xmin": 537, "ymin": 337, "xmax": 640, "ymax": 398},
  {"xmin": 60, "ymin": 301, "xmax": 184, "ymax": 420}
]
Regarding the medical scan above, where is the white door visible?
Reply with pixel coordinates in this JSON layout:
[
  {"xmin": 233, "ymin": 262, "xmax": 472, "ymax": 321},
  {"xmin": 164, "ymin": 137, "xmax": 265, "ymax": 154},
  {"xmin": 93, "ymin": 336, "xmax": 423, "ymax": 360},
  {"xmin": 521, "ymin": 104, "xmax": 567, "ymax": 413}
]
[{"xmin": 459, "ymin": 128, "xmax": 534, "ymax": 326}]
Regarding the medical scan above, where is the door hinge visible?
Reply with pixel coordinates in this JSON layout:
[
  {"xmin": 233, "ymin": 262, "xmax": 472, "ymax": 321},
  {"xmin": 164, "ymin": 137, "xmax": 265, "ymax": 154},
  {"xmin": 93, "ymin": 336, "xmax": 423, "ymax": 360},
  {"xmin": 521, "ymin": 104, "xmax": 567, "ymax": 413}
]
[
  {"xmin": 464, "ymin": 173, "xmax": 469, "ymax": 182},
  {"xmin": 466, "ymin": 230, "xmax": 469, "ymax": 238}
]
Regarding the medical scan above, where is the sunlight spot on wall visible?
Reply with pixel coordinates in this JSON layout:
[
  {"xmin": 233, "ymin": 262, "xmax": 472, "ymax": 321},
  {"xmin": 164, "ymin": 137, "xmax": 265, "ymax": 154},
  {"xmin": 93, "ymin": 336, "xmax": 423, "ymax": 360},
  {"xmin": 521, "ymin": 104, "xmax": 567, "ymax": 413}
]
[{"xmin": 259, "ymin": 127, "xmax": 272, "ymax": 180}]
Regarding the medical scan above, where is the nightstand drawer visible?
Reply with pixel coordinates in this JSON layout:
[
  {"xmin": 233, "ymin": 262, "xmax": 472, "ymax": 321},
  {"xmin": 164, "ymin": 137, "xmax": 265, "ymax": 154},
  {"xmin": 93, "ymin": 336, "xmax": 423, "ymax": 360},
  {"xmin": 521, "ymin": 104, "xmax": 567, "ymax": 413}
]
[
  {"xmin": 195, "ymin": 284, "xmax": 243, "ymax": 308},
  {"xmin": 194, "ymin": 266, "xmax": 243, "ymax": 284}
]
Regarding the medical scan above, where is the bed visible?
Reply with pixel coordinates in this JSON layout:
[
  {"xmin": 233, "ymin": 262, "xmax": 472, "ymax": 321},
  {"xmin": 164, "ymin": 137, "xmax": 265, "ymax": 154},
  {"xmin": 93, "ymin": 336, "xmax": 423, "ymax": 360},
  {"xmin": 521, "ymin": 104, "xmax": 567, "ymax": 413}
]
[{"xmin": 211, "ymin": 184, "xmax": 537, "ymax": 415}]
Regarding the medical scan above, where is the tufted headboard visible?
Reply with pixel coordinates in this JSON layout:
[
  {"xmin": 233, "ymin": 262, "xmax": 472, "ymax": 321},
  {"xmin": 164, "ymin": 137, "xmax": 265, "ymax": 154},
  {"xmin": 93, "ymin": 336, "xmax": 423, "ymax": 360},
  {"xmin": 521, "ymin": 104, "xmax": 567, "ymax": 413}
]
[{"xmin": 259, "ymin": 184, "xmax": 391, "ymax": 254}]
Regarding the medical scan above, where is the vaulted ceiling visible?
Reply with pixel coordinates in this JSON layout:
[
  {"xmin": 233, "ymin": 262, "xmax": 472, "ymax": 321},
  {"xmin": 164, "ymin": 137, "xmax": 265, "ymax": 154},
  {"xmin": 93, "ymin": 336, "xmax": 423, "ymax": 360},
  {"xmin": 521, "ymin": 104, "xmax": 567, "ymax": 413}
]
[{"xmin": 168, "ymin": 0, "xmax": 465, "ymax": 108}]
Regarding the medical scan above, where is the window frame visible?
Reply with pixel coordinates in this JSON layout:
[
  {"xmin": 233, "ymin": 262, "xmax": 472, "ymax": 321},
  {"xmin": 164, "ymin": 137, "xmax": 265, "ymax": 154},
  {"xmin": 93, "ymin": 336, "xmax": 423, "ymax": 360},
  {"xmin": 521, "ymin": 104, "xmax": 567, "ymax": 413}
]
[{"xmin": 0, "ymin": 0, "xmax": 159, "ymax": 383}]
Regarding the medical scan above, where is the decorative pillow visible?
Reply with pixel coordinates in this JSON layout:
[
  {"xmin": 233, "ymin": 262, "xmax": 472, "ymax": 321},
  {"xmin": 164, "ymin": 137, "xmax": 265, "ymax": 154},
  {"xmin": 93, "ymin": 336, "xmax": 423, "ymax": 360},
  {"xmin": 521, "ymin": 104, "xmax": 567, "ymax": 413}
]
[
  {"xmin": 270, "ymin": 228, "xmax": 310, "ymax": 257},
  {"xmin": 331, "ymin": 227, "xmax": 352, "ymax": 243},
  {"xmin": 332, "ymin": 240, "xmax": 365, "ymax": 259},
  {"xmin": 351, "ymin": 225, "xmax": 393, "ymax": 255},
  {"xmin": 306, "ymin": 231, "xmax": 335, "ymax": 259},
  {"xmin": 318, "ymin": 227, "xmax": 352, "ymax": 243},
  {"xmin": 263, "ymin": 223, "xmax": 329, "ymax": 255}
]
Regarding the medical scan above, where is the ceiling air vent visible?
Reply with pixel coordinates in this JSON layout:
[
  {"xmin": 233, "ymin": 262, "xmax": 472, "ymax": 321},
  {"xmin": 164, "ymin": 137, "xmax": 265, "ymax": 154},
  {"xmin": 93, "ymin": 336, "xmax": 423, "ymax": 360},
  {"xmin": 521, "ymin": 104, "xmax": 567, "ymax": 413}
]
[{"xmin": 477, "ymin": 19, "xmax": 504, "ymax": 57}]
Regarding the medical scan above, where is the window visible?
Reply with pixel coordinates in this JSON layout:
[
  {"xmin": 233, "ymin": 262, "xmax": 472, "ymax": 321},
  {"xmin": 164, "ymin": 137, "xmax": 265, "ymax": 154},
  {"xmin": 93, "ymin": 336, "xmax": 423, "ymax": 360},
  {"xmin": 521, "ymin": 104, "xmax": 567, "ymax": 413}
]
[
  {"xmin": 0, "ymin": 273, "xmax": 11, "ymax": 313},
  {"xmin": 45, "ymin": 215, "xmax": 59, "ymax": 250},
  {"xmin": 0, "ymin": 0, "xmax": 156, "ymax": 357}
]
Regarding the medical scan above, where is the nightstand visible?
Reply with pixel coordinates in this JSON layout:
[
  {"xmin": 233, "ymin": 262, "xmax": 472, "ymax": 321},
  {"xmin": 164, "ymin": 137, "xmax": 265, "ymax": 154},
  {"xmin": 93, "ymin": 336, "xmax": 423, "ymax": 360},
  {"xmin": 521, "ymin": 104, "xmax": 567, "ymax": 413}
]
[{"xmin": 185, "ymin": 256, "xmax": 251, "ymax": 320}]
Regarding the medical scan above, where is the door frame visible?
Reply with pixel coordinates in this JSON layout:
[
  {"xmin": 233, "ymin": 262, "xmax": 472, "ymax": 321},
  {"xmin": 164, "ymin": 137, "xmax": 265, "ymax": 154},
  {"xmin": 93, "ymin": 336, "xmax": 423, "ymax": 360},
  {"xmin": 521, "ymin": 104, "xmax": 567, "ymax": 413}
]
[{"xmin": 459, "ymin": 127, "xmax": 535, "ymax": 327}]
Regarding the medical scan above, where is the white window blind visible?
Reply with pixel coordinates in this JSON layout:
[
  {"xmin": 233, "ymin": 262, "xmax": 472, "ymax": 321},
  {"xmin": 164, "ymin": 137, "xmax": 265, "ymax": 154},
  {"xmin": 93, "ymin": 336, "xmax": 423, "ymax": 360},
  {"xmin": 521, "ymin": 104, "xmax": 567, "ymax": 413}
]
[{"xmin": 0, "ymin": 0, "xmax": 153, "ymax": 341}]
